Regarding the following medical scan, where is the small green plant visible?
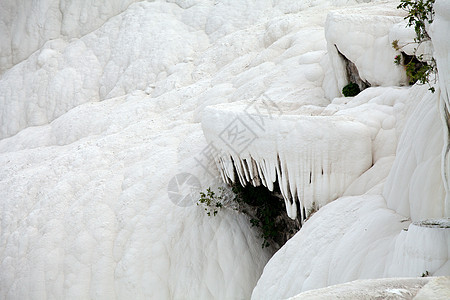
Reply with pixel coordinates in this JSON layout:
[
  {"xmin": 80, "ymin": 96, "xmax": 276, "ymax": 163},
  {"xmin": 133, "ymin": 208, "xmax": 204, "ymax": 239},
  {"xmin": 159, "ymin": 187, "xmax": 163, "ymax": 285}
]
[
  {"xmin": 197, "ymin": 187, "xmax": 224, "ymax": 217},
  {"xmin": 393, "ymin": 0, "xmax": 436, "ymax": 92},
  {"xmin": 197, "ymin": 183, "xmax": 300, "ymax": 249},
  {"xmin": 342, "ymin": 82, "xmax": 360, "ymax": 97},
  {"xmin": 393, "ymin": 46, "xmax": 436, "ymax": 92},
  {"xmin": 421, "ymin": 270, "xmax": 430, "ymax": 277},
  {"xmin": 406, "ymin": 56, "xmax": 435, "ymax": 87}
]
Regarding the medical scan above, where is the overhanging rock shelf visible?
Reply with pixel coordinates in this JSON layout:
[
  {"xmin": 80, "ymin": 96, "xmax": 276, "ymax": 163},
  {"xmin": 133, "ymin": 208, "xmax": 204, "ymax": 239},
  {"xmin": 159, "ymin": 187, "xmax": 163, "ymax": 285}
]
[{"xmin": 201, "ymin": 100, "xmax": 373, "ymax": 221}]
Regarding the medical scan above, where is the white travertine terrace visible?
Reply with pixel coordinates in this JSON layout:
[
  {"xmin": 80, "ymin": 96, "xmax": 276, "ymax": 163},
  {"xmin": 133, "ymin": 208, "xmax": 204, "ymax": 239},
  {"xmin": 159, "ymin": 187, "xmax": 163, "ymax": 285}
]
[
  {"xmin": 0, "ymin": 0, "xmax": 448, "ymax": 299},
  {"xmin": 202, "ymin": 101, "xmax": 372, "ymax": 220}
]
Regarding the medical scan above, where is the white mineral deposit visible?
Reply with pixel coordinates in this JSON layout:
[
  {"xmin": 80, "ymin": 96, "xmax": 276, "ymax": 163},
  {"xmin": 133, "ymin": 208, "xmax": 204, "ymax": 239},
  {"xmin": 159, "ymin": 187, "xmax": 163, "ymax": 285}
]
[{"xmin": 0, "ymin": 0, "xmax": 448, "ymax": 299}]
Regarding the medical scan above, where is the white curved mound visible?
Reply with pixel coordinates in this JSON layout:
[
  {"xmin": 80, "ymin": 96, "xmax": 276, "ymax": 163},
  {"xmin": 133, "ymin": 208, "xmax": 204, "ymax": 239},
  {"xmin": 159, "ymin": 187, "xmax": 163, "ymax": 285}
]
[{"xmin": 326, "ymin": 3, "xmax": 409, "ymax": 90}]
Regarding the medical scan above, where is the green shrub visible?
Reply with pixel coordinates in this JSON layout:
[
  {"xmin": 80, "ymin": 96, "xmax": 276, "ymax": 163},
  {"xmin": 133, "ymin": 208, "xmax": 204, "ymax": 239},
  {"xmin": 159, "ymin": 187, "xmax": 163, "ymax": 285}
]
[
  {"xmin": 421, "ymin": 270, "xmax": 430, "ymax": 277},
  {"xmin": 197, "ymin": 187, "xmax": 224, "ymax": 216},
  {"xmin": 342, "ymin": 82, "xmax": 361, "ymax": 97},
  {"xmin": 394, "ymin": 0, "xmax": 436, "ymax": 92},
  {"xmin": 198, "ymin": 183, "xmax": 300, "ymax": 249}
]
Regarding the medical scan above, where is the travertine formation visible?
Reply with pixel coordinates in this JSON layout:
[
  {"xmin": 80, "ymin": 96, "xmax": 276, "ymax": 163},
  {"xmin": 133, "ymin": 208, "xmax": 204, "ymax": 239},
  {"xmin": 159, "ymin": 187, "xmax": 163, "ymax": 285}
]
[{"xmin": 0, "ymin": 0, "xmax": 448, "ymax": 299}]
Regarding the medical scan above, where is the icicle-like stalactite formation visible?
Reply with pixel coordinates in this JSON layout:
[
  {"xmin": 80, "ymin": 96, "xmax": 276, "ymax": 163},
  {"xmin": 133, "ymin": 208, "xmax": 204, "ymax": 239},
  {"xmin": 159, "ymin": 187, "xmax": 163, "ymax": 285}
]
[{"xmin": 202, "ymin": 101, "xmax": 373, "ymax": 220}]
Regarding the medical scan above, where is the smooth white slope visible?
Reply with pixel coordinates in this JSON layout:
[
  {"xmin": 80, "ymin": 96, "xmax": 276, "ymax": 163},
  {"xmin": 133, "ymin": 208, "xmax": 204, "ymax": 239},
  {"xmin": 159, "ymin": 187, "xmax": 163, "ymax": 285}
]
[
  {"xmin": 430, "ymin": 0, "xmax": 450, "ymax": 218},
  {"xmin": 383, "ymin": 89, "xmax": 445, "ymax": 220}
]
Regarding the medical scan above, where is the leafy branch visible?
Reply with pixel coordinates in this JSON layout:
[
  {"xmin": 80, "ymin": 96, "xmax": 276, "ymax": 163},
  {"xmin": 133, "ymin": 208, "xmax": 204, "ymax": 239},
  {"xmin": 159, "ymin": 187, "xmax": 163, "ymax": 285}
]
[
  {"xmin": 393, "ymin": 0, "xmax": 436, "ymax": 92},
  {"xmin": 397, "ymin": 0, "xmax": 435, "ymax": 41},
  {"xmin": 197, "ymin": 187, "xmax": 224, "ymax": 217}
]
